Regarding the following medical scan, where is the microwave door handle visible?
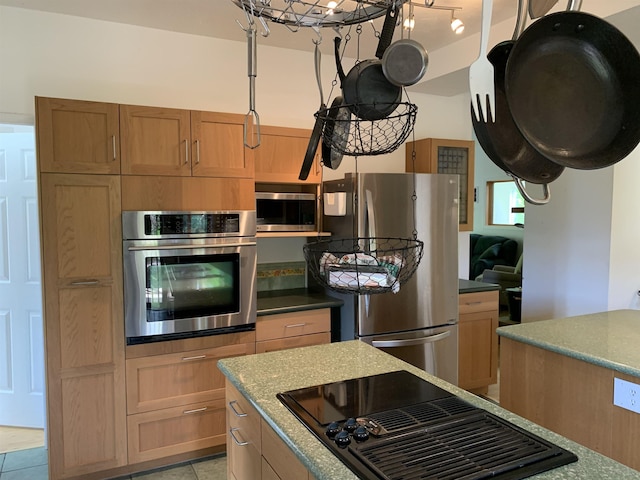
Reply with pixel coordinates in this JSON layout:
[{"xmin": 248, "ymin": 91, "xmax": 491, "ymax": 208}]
[
  {"xmin": 371, "ymin": 330, "xmax": 451, "ymax": 348},
  {"xmin": 127, "ymin": 242, "xmax": 256, "ymax": 251}
]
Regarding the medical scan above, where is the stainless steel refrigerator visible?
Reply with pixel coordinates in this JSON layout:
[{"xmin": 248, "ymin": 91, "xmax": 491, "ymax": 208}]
[{"xmin": 322, "ymin": 173, "xmax": 459, "ymax": 385}]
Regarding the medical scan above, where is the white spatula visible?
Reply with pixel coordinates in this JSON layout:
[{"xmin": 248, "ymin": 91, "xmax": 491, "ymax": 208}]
[{"xmin": 469, "ymin": 0, "xmax": 495, "ymax": 122}]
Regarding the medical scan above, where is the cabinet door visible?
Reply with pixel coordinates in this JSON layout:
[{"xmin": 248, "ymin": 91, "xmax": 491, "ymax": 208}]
[
  {"xmin": 458, "ymin": 291, "xmax": 499, "ymax": 392},
  {"xmin": 254, "ymin": 126, "xmax": 321, "ymax": 184},
  {"xmin": 262, "ymin": 419, "xmax": 309, "ymax": 480},
  {"xmin": 406, "ymin": 138, "xmax": 475, "ymax": 231},
  {"xmin": 226, "ymin": 381, "xmax": 261, "ymax": 480},
  {"xmin": 36, "ymin": 97, "xmax": 120, "ymax": 174},
  {"xmin": 39, "ymin": 173, "xmax": 127, "ymax": 478},
  {"xmin": 120, "ymin": 104, "xmax": 191, "ymax": 176},
  {"xmin": 191, "ymin": 111, "xmax": 254, "ymax": 178}
]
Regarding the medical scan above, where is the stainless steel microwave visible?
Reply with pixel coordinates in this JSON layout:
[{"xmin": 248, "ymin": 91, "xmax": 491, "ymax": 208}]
[{"xmin": 256, "ymin": 192, "xmax": 316, "ymax": 232}]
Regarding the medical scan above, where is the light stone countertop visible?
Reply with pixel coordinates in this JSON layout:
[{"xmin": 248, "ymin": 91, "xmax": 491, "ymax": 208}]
[
  {"xmin": 497, "ymin": 309, "xmax": 640, "ymax": 377},
  {"xmin": 218, "ymin": 340, "xmax": 640, "ymax": 480}
]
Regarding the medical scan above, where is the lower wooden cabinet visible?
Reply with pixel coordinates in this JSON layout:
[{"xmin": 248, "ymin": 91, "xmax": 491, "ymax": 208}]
[
  {"xmin": 226, "ymin": 381, "xmax": 316, "ymax": 480},
  {"xmin": 126, "ymin": 339, "xmax": 255, "ymax": 463},
  {"xmin": 458, "ymin": 290, "xmax": 499, "ymax": 393},
  {"xmin": 256, "ymin": 309, "xmax": 331, "ymax": 354}
]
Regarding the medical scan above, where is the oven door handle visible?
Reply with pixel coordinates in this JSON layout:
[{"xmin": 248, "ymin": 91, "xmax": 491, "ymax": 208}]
[
  {"xmin": 371, "ymin": 330, "xmax": 451, "ymax": 348},
  {"xmin": 127, "ymin": 242, "xmax": 256, "ymax": 251}
]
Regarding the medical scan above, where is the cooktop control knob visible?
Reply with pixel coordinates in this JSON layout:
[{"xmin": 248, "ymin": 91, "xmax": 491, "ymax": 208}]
[
  {"xmin": 326, "ymin": 421, "xmax": 341, "ymax": 438},
  {"xmin": 353, "ymin": 425, "xmax": 370, "ymax": 442},
  {"xmin": 344, "ymin": 417, "xmax": 358, "ymax": 432},
  {"xmin": 334, "ymin": 430, "xmax": 351, "ymax": 448}
]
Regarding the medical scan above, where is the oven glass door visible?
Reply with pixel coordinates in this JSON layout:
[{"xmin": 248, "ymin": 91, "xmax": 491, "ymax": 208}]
[{"xmin": 146, "ymin": 253, "xmax": 239, "ymax": 322}]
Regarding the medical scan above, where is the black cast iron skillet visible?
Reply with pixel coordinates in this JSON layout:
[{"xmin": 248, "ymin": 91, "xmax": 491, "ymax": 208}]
[
  {"xmin": 505, "ymin": 10, "xmax": 640, "ymax": 170},
  {"xmin": 299, "ymin": 43, "xmax": 326, "ymax": 181}
]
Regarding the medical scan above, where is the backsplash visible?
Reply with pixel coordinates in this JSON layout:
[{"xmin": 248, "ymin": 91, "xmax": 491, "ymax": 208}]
[{"xmin": 257, "ymin": 261, "xmax": 306, "ymax": 292}]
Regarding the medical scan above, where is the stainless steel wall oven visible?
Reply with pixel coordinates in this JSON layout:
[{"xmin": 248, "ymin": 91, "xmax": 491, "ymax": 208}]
[{"xmin": 123, "ymin": 210, "xmax": 257, "ymax": 344}]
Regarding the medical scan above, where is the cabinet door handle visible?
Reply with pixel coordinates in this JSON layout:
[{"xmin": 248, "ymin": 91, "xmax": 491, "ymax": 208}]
[
  {"xmin": 465, "ymin": 301, "xmax": 483, "ymax": 306},
  {"xmin": 184, "ymin": 139, "xmax": 189, "ymax": 164},
  {"xmin": 195, "ymin": 139, "xmax": 200, "ymax": 164},
  {"xmin": 183, "ymin": 406, "xmax": 208, "ymax": 415},
  {"xmin": 229, "ymin": 400, "xmax": 247, "ymax": 417},
  {"xmin": 229, "ymin": 427, "xmax": 249, "ymax": 446},
  {"xmin": 181, "ymin": 354, "xmax": 207, "ymax": 361},
  {"xmin": 111, "ymin": 135, "xmax": 117, "ymax": 161},
  {"xmin": 70, "ymin": 280, "xmax": 99, "ymax": 286},
  {"xmin": 285, "ymin": 323, "xmax": 306, "ymax": 329}
]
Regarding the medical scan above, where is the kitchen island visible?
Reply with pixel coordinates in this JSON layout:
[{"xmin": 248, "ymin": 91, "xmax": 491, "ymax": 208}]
[
  {"xmin": 498, "ymin": 309, "xmax": 640, "ymax": 471},
  {"xmin": 218, "ymin": 340, "xmax": 639, "ymax": 479}
]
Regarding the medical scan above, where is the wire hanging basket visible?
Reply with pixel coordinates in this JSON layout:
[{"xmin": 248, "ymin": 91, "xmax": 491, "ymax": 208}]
[
  {"xmin": 304, "ymin": 237, "xmax": 424, "ymax": 294},
  {"xmin": 318, "ymin": 102, "xmax": 417, "ymax": 156}
]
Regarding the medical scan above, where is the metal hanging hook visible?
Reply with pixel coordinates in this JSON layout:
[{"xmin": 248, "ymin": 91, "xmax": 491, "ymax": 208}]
[{"xmin": 311, "ymin": 26, "xmax": 322, "ymax": 45}]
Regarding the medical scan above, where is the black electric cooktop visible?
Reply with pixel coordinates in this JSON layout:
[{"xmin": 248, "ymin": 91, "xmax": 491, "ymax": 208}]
[{"xmin": 277, "ymin": 370, "xmax": 578, "ymax": 480}]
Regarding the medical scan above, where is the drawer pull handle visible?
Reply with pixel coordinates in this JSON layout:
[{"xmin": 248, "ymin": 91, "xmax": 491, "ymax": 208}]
[
  {"xmin": 229, "ymin": 427, "xmax": 249, "ymax": 446},
  {"xmin": 183, "ymin": 406, "xmax": 208, "ymax": 415},
  {"xmin": 229, "ymin": 400, "xmax": 247, "ymax": 417},
  {"xmin": 465, "ymin": 301, "xmax": 483, "ymax": 306},
  {"xmin": 184, "ymin": 139, "xmax": 189, "ymax": 164},
  {"xmin": 182, "ymin": 355, "xmax": 207, "ymax": 361},
  {"xmin": 285, "ymin": 323, "xmax": 307, "ymax": 328},
  {"xmin": 70, "ymin": 280, "xmax": 99, "ymax": 286}
]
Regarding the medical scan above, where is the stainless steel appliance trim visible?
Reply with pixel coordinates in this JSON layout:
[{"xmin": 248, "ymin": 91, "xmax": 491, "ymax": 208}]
[
  {"xmin": 256, "ymin": 192, "xmax": 316, "ymax": 200},
  {"xmin": 256, "ymin": 224, "xmax": 315, "ymax": 232},
  {"xmin": 127, "ymin": 241, "xmax": 257, "ymax": 251},
  {"xmin": 371, "ymin": 330, "xmax": 451, "ymax": 348}
]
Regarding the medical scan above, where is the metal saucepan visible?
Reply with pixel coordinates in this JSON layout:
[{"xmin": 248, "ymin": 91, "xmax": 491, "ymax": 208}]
[
  {"xmin": 334, "ymin": 6, "xmax": 402, "ymax": 121},
  {"xmin": 505, "ymin": 8, "xmax": 640, "ymax": 170},
  {"xmin": 299, "ymin": 43, "xmax": 326, "ymax": 181},
  {"xmin": 472, "ymin": 0, "xmax": 562, "ymax": 204}
]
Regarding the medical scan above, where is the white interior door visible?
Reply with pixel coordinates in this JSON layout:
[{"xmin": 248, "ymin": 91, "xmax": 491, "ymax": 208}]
[{"xmin": 0, "ymin": 125, "xmax": 45, "ymax": 428}]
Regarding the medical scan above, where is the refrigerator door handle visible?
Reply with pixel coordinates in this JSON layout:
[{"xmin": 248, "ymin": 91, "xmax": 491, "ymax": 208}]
[
  {"xmin": 371, "ymin": 330, "xmax": 451, "ymax": 348},
  {"xmin": 365, "ymin": 189, "xmax": 376, "ymax": 250}
]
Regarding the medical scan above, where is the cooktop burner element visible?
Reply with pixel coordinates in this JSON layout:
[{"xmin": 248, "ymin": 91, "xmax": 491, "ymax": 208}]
[{"xmin": 277, "ymin": 370, "xmax": 578, "ymax": 480}]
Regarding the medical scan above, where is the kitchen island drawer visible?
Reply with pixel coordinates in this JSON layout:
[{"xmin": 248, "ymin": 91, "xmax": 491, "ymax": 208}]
[
  {"xmin": 458, "ymin": 290, "xmax": 499, "ymax": 315},
  {"xmin": 256, "ymin": 309, "xmax": 330, "ymax": 342},
  {"xmin": 126, "ymin": 342, "xmax": 254, "ymax": 414},
  {"xmin": 127, "ymin": 398, "xmax": 225, "ymax": 464}
]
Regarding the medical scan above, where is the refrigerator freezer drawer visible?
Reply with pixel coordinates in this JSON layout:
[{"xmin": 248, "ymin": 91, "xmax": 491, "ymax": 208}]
[{"xmin": 359, "ymin": 325, "xmax": 458, "ymax": 386}]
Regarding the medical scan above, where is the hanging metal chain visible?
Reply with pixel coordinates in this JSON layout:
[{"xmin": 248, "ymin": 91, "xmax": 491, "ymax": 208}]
[{"xmin": 410, "ymin": 125, "xmax": 419, "ymax": 240}]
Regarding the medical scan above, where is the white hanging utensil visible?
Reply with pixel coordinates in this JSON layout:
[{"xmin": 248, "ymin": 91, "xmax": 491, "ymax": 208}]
[
  {"xmin": 528, "ymin": 0, "xmax": 558, "ymax": 18},
  {"xmin": 469, "ymin": 0, "xmax": 495, "ymax": 122}
]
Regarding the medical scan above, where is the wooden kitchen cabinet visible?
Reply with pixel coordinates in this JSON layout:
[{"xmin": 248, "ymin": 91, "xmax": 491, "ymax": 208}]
[
  {"xmin": 226, "ymin": 381, "xmax": 316, "ymax": 480},
  {"xmin": 120, "ymin": 105, "xmax": 253, "ymax": 178},
  {"xmin": 36, "ymin": 97, "xmax": 120, "ymax": 174},
  {"xmin": 255, "ymin": 309, "xmax": 331, "ymax": 354},
  {"xmin": 458, "ymin": 290, "xmax": 499, "ymax": 393},
  {"xmin": 39, "ymin": 173, "xmax": 127, "ymax": 479},
  {"xmin": 405, "ymin": 138, "xmax": 475, "ymax": 231},
  {"xmin": 126, "ymin": 340, "xmax": 255, "ymax": 463},
  {"xmin": 254, "ymin": 125, "xmax": 321, "ymax": 184}
]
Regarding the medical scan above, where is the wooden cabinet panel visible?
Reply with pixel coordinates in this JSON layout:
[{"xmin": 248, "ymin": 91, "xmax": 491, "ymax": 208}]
[
  {"xmin": 405, "ymin": 138, "xmax": 474, "ymax": 231},
  {"xmin": 120, "ymin": 104, "xmax": 191, "ymax": 176},
  {"xmin": 458, "ymin": 290, "xmax": 499, "ymax": 393},
  {"xmin": 256, "ymin": 333, "xmax": 331, "ymax": 354},
  {"xmin": 611, "ymin": 372, "xmax": 640, "ymax": 470},
  {"xmin": 256, "ymin": 309, "xmax": 330, "ymax": 342},
  {"xmin": 121, "ymin": 175, "xmax": 255, "ymax": 211},
  {"xmin": 36, "ymin": 97, "xmax": 120, "ymax": 174},
  {"xmin": 191, "ymin": 111, "xmax": 254, "ymax": 178},
  {"xmin": 39, "ymin": 173, "xmax": 127, "ymax": 478},
  {"xmin": 127, "ymin": 398, "xmax": 226, "ymax": 464},
  {"xmin": 126, "ymin": 342, "xmax": 254, "ymax": 414},
  {"xmin": 226, "ymin": 381, "xmax": 261, "ymax": 480},
  {"xmin": 262, "ymin": 458, "xmax": 280, "ymax": 480},
  {"xmin": 254, "ymin": 126, "xmax": 320, "ymax": 184},
  {"xmin": 261, "ymin": 420, "xmax": 309, "ymax": 480}
]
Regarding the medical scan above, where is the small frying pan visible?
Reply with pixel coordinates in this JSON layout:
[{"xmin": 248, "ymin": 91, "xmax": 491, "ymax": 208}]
[
  {"xmin": 299, "ymin": 43, "xmax": 326, "ymax": 181},
  {"xmin": 505, "ymin": 10, "xmax": 640, "ymax": 169}
]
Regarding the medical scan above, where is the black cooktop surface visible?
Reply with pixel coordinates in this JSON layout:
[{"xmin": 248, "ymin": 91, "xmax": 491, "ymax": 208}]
[{"xmin": 277, "ymin": 370, "xmax": 578, "ymax": 480}]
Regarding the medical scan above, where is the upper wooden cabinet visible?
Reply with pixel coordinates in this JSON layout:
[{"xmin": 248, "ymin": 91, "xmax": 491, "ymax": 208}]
[
  {"xmin": 120, "ymin": 105, "xmax": 254, "ymax": 178},
  {"xmin": 405, "ymin": 138, "xmax": 475, "ymax": 231},
  {"xmin": 254, "ymin": 126, "xmax": 321, "ymax": 184},
  {"xmin": 36, "ymin": 97, "xmax": 120, "ymax": 174}
]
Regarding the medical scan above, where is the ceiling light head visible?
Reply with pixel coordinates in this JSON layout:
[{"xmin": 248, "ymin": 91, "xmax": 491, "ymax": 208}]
[
  {"xmin": 403, "ymin": 15, "xmax": 415, "ymax": 31},
  {"xmin": 450, "ymin": 10, "xmax": 464, "ymax": 34}
]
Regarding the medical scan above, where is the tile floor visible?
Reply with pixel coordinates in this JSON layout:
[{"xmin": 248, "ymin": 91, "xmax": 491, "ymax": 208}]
[{"xmin": 0, "ymin": 448, "xmax": 227, "ymax": 480}]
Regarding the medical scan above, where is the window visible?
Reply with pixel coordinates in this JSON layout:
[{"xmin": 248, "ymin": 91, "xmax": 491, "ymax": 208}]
[{"xmin": 487, "ymin": 180, "xmax": 525, "ymax": 226}]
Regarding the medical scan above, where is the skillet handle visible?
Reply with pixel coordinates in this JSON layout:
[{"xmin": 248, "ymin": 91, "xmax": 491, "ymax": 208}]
[
  {"xmin": 511, "ymin": 175, "xmax": 551, "ymax": 205},
  {"xmin": 375, "ymin": 4, "xmax": 398, "ymax": 59}
]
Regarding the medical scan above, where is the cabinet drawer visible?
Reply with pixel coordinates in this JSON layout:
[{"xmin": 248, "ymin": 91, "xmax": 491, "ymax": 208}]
[
  {"xmin": 458, "ymin": 291, "xmax": 499, "ymax": 315},
  {"xmin": 256, "ymin": 332, "xmax": 331, "ymax": 354},
  {"xmin": 126, "ymin": 342, "xmax": 254, "ymax": 414},
  {"xmin": 262, "ymin": 419, "xmax": 309, "ymax": 480},
  {"xmin": 127, "ymin": 398, "xmax": 226, "ymax": 464},
  {"xmin": 226, "ymin": 381, "xmax": 261, "ymax": 480},
  {"xmin": 256, "ymin": 309, "xmax": 330, "ymax": 342}
]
